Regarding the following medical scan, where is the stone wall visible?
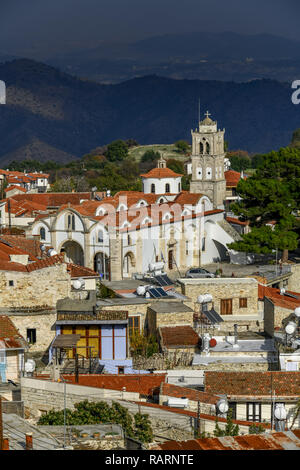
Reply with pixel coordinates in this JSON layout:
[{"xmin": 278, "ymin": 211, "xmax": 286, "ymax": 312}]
[
  {"xmin": 179, "ymin": 278, "xmax": 259, "ymax": 318},
  {"xmin": 287, "ymin": 264, "xmax": 300, "ymax": 293},
  {"xmin": 8, "ymin": 310, "xmax": 57, "ymax": 353},
  {"xmin": 0, "ymin": 264, "xmax": 70, "ymax": 309}
]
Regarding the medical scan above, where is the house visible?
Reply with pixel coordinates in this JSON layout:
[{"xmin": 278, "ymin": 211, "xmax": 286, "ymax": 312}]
[
  {"xmin": 0, "ymin": 316, "xmax": 28, "ymax": 382},
  {"xmin": 159, "ymin": 382, "xmax": 220, "ymax": 414},
  {"xmin": 178, "ymin": 277, "xmax": 263, "ymax": 333},
  {"xmin": 204, "ymin": 371, "xmax": 300, "ymax": 430}
]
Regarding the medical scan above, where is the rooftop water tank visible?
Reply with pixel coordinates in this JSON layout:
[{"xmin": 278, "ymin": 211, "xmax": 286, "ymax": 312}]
[{"xmin": 167, "ymin": 398, "xmax": 189, "ymax": 409}]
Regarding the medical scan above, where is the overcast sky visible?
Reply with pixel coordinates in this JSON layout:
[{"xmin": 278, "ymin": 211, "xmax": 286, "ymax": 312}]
[{"xmin": 1, "ymin": 0, "xmax": 300, "ymax": 56}]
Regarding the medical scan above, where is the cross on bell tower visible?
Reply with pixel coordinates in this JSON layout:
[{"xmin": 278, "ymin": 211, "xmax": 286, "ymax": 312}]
[{"xmin": 190, "ymin": 111, "xmax": 226, "ymax": 209}]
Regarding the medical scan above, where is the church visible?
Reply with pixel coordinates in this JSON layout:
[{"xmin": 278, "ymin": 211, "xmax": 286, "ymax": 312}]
[{"xmin": 26, "ymin": 112, "xmax": 239, "ymax": 280}]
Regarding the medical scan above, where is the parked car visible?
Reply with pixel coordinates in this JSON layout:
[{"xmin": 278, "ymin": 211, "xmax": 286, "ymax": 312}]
[{"xmin": 185, "ymin": 268, "xmax": 215, "ymax": 278}]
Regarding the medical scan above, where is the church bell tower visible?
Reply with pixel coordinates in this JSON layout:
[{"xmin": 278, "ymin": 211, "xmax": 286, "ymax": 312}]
[{"xmin": 190, "ymin": 111, "xmax": 226, "ymax": 209}]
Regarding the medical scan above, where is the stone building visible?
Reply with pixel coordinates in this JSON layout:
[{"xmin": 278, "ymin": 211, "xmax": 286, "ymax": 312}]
[{"xmin": 190, "ymin": 112, "xmax": 226, "ymax": 209}]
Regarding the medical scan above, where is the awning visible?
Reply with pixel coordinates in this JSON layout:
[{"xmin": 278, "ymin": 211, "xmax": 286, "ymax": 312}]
[{"xmin": 52, "ymin": 334, "xmax": 81, "ymax": 349}]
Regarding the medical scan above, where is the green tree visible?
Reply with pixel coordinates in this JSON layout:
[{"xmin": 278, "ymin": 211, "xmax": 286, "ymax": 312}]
[
  {"xmin": 214, "ymin": 409, "xmax": 239, "ymax": 437},
  {"xmin": 229, "ymin": 147, "xmax": 300, "ymax": 262},
  {"xmin": 290, "ymin": 128, "xmax": 300, "ymax": 149},
  {"xmin": 249, "ymin": 423, "xmax": 265, "ymax": 434},
  {"xmin": 174, "ymin": 140, "xmax": 190, "ymax": 154},
  {"xmin": 105, "ymin": 140, "xmax": 129, "ymax": 162},
  {"xmin": 130, "ymin": 330, "xmax": 159, "ymax": 358},
  {"xmin": 38, "ymin": 400, "xmax": 153, "ymax": 443},
  {"xmin": 227, "ymin": 150, "xmax": 251, "ymax": 172},
  {"xmin": 166, "ymin": 158, "xmax": 184, "ymax": 175},
  {"xmin": 141, "ymin": 149, "xmax": 161, "ymax": 163}
]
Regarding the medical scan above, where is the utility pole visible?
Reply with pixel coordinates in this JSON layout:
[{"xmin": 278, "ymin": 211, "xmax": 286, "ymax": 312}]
[{"xmin": 197, "ymin": 400, "xmax": 203, "ymax": 437}]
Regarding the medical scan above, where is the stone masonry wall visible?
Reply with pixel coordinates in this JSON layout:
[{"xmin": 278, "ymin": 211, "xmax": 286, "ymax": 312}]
[{"xmin": 0, "ymin": 264, "xmax": 71, "ymax": 309}]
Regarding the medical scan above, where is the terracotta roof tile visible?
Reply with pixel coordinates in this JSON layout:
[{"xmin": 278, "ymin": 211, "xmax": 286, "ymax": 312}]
[
  {"xmin": 225, "ymin": 170, "xmax": 242, "ymax": 187},
  {"xmin": 161, "ymin": 383, "xmax": 219, "ymax": 405},
  {"xmin": 0, "ymin": 315, "xmax": 26, "ymax": 349},
  {"xmin": 160, "ymin": 326, "xmax": 200, "ymax": 348},
  {"xmin": 140, "ymin": 168, "xmax": 183, "ymax": 179},
  {"xmin": 205, "ymin": 371, "xmax": 300, "ymax": 397},
  {"xmin": 259, "ymin": 285, "xmax": 300, "ymax": 310},
  {"xmin": 62, "ymin": 374, "xmax": 167, "ymax": 395}
]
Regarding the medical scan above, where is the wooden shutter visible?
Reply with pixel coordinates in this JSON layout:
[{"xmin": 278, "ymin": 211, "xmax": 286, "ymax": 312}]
[{"xmin": 221, "ymin": 298, "xmax": 232, "ymax": 315}]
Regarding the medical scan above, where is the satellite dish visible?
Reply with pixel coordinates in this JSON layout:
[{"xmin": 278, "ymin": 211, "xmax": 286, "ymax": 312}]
[
  {"xmin": 40, "ymin": 244, "xmax": 46, "ymax": 252},
  {"xmin": 48, "ymin": 249, "xmax": 57, "ymax": 257},
  {"xmin": 285, "ymin": 322, "xmax": 297, "ymax": 335},
  {"xmin": 280, "ymin": 288, "xmax": 286, "ymax": 295},
  {"xmin": 197, "ymin": 295, "xmax": 205, "ymax": 304},
  {"xmin": 136, "ymin": 286, "xmax": 146, "ymax": 296},
  {"xmin": 217, "ymin": 399, "xmax": 229, "ymax": 414},
  {"xmin": 274, "ymin": 404, "xmax": 287, "ymax": 421},
  {"xmin": 294, "ymin": 307, "xmax": 300, "ymax": 317},
  {"xmin": 91, "ymin": 186, "xmax": 98, "ymax": 192},
  {"xmin": 25, "ymin": 359, "xmax": 36, "ymax": 373},
  {"xmin": 72, "ymin": 279, "xmax": 82, "ymax": 290}
]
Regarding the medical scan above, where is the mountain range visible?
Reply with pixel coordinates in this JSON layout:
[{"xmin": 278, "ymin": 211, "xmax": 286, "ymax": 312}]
[{"xmin": 0, "ymin": 58, "xmax": 299, "ymax": 165}]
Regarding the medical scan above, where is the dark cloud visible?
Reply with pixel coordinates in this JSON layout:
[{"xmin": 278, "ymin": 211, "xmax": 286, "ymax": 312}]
[{"xmin": 0, "ymin": 0, "xmax": 299, "ymax": 57}]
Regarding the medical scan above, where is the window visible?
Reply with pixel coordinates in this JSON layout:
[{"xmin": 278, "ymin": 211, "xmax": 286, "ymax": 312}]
[
  {"xmin": 128, "ymin": 316, "xmax": 140, "ymax": 337},
  {"xmin": 98, "ymin": 230, "xmax": 104, "ymax": 243},
  {"xmin": 246, "ymin": 403, "xmax": 261, "ymax": 422},
  {"xmin": 221, "ymin": 299, "xmax": 232, "ymax": 315},
  {"xmin": 178, "ymin": 183, "xmax": 181, "ymax": 192},
  {"xmin": 118, "ymin": 366, "xmax": 125, "ymax": 375},
  {"xmin": 239, "ymin": 298, "xmax": 247, "ymax": 308},
  {"xmin": 40, "ymin": 227, "xmax": 46, "ymax": 241},
  {"xmin": 165, "ymin": 183, "xmax": 170, "ymax": 193},
  {"xmin": 185, "ymin": 241, "xmax": 189, "ymax": 256},
  {"xmin": 202, "ymin": 237, "xmax": 206, "ymax": 251},
  {"xmin": 151, "ymin": 184, "xmax": 155, "ymax": 193},
  {"xmin": 228, "ymin": 402, "xmax": 237, "ymax": 420},
  {"xmin": 127, "ymin": 235, "xmax": 131, "ymax": 246},
  {"xmin": 8, "ymin": 280, "xmax": 14, "ymax": 287},
  {"xmin": 67, "ymin": 214, "xmax": 75, "ymax": 230},
  {"xmin": 27, "ymin": 329, "xmax": 36, "ymax": 344}
]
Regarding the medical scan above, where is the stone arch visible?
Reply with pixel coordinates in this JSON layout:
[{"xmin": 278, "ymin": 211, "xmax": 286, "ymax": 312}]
[
  {"xmin": 60, "ymin": 240, "xmax": 84, "ymax": 266},
  {"xmin": 94, "ymin": 251, "xmax": 110, "ymax": 280},
  {"xmin": 123, "ymin": 251, "xmax": 136, "ymax": 277}
]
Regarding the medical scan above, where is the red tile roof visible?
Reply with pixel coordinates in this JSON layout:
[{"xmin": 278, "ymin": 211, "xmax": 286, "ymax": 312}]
[
  {"xmin": 0, "ymin": 315, "xmax": 27, "ymax": 349},
  {"xmin": 225, "ymin": 170, "xmax": 242, "ymax": 187},
  {"xmin": 161, "ymin": 383, "xmax": 219, "ymax": 405},
  {"xmin": 205, "ymin": 371, "xmax": 300, "ymax": 397},
  {"xmin": 226, "ymin": 216, "xmax": 248, "ymax": 226},
  {"xmin": 67, "ymin": 263, "xmax": 98, "ymax": 278},
  {"xmin": 258, "ymin": 285, "xmax": 300, "ymax": 310},
  {"xmin": 140, "ymin": 168, "xmax": 183, "ymax": 179},
  {"xmin": 153, "ymin": 431, "xmax": 300, "ymax": 450},
  {"xmin": 160, "ymin": 326, "xmax": 200, "ymax": 348},
  {"xmin": 5, "ymin": 185, "xmax": 27, "ymax": 193},
  {"xmin": 62, "ymin": 374, "xmax": 167, "ymax": 396}
]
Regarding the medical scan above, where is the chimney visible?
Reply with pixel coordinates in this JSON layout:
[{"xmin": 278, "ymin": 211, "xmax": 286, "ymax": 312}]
[
  {"xmin": 233, "ymin": 324, "xmax": 238, "ymax": 346},
  {"xmin": 3, "ymin": 436, "xmax": 9, "ymax": 450},
  {"xmin": 25, "ymin": 433, "xmax": 33, "ymax": 450}
]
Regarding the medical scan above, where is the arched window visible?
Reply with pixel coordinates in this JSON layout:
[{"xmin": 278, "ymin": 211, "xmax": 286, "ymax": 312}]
[
  {"xmin": 67, "ymin": 214, "xmax": 75, "ymax": 230},
  {"xmin": 98, "ymin": 229, "xmax": 104, "ymax": 243},
  {"xmin": 165, "ymin": 183, "xmax": 170, "ymax": 193},
  {"xmin": 200, "ymin": 142, "xmax": 204, "ymax": 154},
  {"xmin": 151, "ymin": 183, "xmax": 155, "ymax": 193},
  {"xmin": 40, "ymin": 227, "xmax": 46, "ymax": 241},
  {"xmin": 206, "ymin": 142, "xmax": 210, "ymax": 154}
]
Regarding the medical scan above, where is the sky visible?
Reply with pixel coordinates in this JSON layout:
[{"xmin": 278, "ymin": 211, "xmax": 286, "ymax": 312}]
[{"xmin": 0, "ymin": 0, "xmax": 300, "ymax": 57}]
